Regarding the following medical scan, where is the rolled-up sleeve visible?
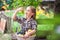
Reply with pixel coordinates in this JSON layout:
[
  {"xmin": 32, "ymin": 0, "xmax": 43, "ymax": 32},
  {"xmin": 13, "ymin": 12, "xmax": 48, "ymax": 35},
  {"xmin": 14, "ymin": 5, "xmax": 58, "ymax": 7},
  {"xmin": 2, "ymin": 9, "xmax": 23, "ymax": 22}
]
[{"xmin": 16, "ymin": 16, "xmax": 23, "ymax": 23}]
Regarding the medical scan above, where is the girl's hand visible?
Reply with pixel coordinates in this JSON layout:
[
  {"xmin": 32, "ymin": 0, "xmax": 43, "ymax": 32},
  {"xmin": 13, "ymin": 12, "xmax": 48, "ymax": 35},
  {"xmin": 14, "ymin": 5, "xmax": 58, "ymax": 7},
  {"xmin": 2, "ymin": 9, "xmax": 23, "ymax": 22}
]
[{"xmin": 23, "ymin": 34, "xmax": 29, "ymax": 39}]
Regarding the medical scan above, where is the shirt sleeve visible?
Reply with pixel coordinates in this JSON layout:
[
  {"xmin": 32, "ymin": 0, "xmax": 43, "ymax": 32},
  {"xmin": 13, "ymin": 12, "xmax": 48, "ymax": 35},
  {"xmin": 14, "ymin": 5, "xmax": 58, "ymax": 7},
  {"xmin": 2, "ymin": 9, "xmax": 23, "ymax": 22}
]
[
  {"xmin": 31, "ymin": 20, "xmax": 37, "ymax": 30},
  {"xmin": 16, "ymin": 16, "xmax": 23, "ymax": 24}
]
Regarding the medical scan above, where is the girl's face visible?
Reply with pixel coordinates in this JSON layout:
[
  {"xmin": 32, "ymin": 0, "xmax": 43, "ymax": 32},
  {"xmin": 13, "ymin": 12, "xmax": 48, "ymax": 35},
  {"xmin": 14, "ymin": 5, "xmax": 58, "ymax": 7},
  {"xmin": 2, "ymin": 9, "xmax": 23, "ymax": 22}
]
[{"xmin": 25, "ymin": 7, "xmax": 34, "ymax": 19}]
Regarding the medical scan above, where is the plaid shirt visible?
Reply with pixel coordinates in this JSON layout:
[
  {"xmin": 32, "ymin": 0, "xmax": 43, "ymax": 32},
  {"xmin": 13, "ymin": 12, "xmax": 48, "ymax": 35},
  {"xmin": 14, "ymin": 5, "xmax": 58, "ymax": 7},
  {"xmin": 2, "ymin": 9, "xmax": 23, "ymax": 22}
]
[{"xmin": 16, "ymin": 17, "xmax": 37, "ymax": 34}]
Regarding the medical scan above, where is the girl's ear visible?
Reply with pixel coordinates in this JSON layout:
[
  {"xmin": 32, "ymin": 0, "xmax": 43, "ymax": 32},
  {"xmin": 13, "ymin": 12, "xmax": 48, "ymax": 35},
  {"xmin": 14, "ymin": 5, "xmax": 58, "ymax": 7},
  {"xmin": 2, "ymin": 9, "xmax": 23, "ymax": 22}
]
[{"xmin": 32, "ymin": 13, "xmax": 34, "ymax": 15}]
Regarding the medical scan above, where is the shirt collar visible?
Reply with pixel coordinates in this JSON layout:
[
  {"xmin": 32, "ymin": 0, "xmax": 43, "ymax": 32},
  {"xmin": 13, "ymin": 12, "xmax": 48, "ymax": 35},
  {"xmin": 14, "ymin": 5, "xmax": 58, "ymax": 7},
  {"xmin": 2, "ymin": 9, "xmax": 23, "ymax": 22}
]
[{"xmin": 25, "ymin": 18, "xmax": 33, "ymax": 22}]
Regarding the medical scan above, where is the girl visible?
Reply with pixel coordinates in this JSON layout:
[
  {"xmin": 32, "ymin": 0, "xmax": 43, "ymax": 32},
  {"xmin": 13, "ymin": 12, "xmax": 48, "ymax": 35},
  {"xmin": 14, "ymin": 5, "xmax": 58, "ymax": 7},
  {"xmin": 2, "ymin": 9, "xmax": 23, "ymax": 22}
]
[{"xmin": 12, "ymin": 6, "xmax": 37, "ymax": 40}]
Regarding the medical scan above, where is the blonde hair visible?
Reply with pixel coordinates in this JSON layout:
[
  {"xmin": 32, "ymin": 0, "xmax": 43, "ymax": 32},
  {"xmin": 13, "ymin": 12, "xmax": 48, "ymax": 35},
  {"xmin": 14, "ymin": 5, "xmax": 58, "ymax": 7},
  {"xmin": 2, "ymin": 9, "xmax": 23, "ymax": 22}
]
[{"xmin": 27, "ymin": 6, "xmax": 36, "ymax": 19}]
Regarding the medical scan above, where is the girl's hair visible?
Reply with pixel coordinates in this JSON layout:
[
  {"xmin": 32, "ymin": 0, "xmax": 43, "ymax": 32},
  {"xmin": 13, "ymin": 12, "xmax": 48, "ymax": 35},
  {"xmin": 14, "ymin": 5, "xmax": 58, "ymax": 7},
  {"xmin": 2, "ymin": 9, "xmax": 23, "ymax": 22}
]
[{"xmin": 27, "ymin": 6, "xmax": 36, "ymax": 19}]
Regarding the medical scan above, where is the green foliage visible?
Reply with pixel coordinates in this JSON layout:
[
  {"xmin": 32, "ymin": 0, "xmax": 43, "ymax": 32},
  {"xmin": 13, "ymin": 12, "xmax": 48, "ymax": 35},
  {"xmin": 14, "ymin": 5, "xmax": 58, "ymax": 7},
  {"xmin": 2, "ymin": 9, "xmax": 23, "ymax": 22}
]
[
  {"xmin": 0, "ymin": 0, "xmax": 42, "ymax": 9},
  {"xmin": 47, "ymin": 33, "xmax": 60, "ymax": 40},
  {"xmin": 11, "ymin": 0, "xmax": 23, "ymax": 9}
]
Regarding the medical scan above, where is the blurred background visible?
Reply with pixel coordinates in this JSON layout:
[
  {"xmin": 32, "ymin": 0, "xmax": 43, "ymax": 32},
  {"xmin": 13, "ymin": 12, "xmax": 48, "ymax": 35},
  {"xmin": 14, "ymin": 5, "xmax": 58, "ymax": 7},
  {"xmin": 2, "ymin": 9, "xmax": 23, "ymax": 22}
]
[{"xmin": 0, "ymin": 0, "xmax": 60, "ymax": 40}]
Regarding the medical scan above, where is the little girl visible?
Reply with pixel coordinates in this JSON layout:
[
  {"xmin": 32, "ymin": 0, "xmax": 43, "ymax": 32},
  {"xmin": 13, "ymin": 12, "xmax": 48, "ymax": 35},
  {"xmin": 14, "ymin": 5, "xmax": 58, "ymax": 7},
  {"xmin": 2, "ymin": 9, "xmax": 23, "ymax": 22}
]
[{"xmin": 12, "ymin": 6, "xmax": 37, "ymax": 40}]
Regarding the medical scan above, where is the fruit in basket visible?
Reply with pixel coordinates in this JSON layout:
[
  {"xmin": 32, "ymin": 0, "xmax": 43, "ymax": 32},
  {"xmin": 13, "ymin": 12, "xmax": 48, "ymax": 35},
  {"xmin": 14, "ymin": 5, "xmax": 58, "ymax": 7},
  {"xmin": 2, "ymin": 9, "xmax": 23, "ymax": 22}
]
[
  {"xmin": 25, "ymin": 29, "xmax": 32, "ymax": 34},
  {"xmin": 18, "ymin": 34, "xmax": 24, "ymax": 37}
]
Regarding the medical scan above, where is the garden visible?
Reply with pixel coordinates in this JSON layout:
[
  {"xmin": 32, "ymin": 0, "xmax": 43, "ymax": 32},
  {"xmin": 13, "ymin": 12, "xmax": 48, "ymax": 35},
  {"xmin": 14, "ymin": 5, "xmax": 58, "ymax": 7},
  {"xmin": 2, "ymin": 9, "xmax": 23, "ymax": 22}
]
[{"xmin": 0, "ymin": 0, "xmax": 60, "ymax": 40}]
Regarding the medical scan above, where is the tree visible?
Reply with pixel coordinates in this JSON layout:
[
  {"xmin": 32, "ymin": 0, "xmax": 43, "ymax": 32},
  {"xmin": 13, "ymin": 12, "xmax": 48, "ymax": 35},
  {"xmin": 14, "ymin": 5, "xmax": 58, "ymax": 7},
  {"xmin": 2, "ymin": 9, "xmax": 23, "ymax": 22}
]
[
  {"xmin": 0, "ymin": 0, "xmax": 42, "ymax": 10},
  {"xmin": 11, "ymin": 0, "xmax": 42, "ymax": 9}
]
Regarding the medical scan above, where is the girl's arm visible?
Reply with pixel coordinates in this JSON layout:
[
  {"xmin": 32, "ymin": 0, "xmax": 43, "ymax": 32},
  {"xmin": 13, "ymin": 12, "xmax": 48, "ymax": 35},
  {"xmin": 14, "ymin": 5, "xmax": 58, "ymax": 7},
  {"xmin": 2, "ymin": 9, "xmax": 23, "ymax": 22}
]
[
  {"xmin": 25, "ymin": 29, "xmax": 36, "ymax": 36},
  {"xmin": 12, "ymin": 8, "xmax": 22, "ymax": 20},
  {"xmin": 23, "ymin": 29, "xmax": 36, "ymax": 38}
]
